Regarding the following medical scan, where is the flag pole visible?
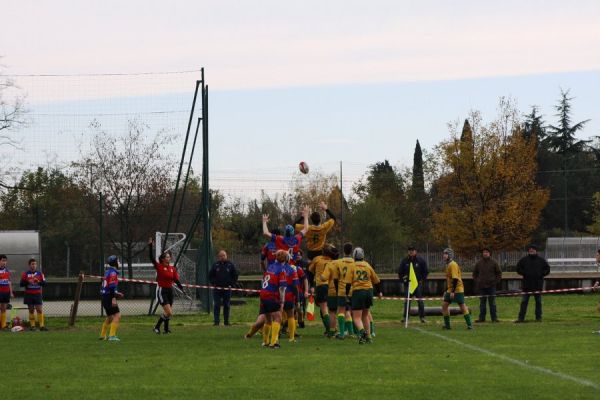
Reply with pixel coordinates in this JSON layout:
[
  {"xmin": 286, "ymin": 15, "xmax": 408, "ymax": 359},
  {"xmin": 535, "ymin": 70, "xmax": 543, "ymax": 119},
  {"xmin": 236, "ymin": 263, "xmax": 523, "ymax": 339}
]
[{"xmin": 404, "ymin": 278, "xmax": 411, "ymax": 329}]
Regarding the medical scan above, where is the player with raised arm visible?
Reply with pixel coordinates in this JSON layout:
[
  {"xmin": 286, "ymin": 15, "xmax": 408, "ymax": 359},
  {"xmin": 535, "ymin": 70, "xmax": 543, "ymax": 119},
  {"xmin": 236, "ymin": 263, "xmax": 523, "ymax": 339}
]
[
  {"xmin": 295, "ymin": 201, "xmax": 336, "ymax": 261},
  {"xmin": 260, "ymin": 250, "xmax": 289, "ymax": 349},
  {"xmin": 263, "ymin": 206, "xmax": 310, "ymax": 264},
  {"xmin": 99, "ymin": 255, "xmax": 124, "ymax": 341},
  {"xmin": 344, "ymin": 248, "xmax": 382, "ymax": 344},
  {"xmin": 148, "ymin": 238, "xmax": 185, "ymax": 334},
  {"xmin": 20, "ymin": 258, "xmax": 47, "ymax": 331},
  {"xmin": 0, "ymin": 254, "xmax": 14, "ymax": 331},
  {"xmin": 441, "ymin": 248, "xmax": 473, "ymax": 330}
]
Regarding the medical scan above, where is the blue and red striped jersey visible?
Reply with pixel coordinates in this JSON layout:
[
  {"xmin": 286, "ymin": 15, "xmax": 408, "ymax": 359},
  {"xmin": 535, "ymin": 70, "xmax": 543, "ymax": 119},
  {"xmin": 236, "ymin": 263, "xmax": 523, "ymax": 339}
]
[
  {"xmin": 260, "ymin": 262, "xmax": 287, "ymax": 302},
  {"xmin": 100, "ymin": 267, "xmax": 119, "ymax": 297},
  {"xmin": 20, "ymin": 271, "xmax": 45, "ymax": 295},
  {"xmin": 0, "ymin": 268, "xmax": 10, "ymax": 293}
]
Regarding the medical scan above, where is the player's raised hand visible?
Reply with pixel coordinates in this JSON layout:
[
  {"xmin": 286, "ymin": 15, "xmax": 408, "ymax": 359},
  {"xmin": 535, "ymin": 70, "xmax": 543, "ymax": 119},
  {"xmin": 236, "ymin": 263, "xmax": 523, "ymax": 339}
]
[
  {"xmin": 301, "ymin": 205, "xmax": 310, "ymax": 216},
  {"xmin": 319, "ymin": 201, "xmax": 327, "ymax": 211},
  {"xmin": 262, "ymin": 214, "xmax": 269, "ymax": 223}
]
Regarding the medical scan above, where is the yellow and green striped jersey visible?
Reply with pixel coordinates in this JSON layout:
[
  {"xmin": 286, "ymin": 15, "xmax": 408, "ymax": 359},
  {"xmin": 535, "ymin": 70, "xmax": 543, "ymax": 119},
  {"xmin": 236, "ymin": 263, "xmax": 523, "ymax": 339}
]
[{"xmin": 445, "ymin": 261, "xmax": 464, "ymax": 293}]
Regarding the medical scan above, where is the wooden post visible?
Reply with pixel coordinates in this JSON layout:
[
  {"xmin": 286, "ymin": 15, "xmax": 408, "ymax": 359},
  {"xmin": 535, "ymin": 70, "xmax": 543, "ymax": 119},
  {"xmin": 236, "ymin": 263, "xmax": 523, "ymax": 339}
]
[{"xmin": 69, "ymin": 272, "xmax": 85, "ymax": 327}]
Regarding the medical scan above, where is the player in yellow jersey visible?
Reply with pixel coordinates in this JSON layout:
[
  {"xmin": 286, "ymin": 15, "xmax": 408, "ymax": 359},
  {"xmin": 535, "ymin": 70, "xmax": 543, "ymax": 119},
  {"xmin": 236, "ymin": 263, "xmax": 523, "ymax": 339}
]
[
  {"xmin": 326, "ymin": 242, "xmax": 356, "ymax": 339},
  {"xmin": 344, "ymin": 248, "xmax": 382, "ymax": 344},
  {"xmin": 295, "ymin": 201, "xmax": 336, "ymax": 260},
  {"xmin": 308, "ymin": 244, "xmax": 334, "ymax": 335},
  {"xmin": 320, "ymin": 245, "xmax": 340, "ymax": 338},
  {"xmin": 441, "ymin": 248, "xmax": 473, "ymax": 330}
]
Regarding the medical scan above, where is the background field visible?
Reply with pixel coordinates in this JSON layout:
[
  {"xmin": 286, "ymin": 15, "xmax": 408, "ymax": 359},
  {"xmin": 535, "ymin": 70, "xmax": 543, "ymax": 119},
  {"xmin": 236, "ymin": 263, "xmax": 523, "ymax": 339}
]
[{"xmin": 2, "ymin": 293, "xmax": 600, "ymax": 399}]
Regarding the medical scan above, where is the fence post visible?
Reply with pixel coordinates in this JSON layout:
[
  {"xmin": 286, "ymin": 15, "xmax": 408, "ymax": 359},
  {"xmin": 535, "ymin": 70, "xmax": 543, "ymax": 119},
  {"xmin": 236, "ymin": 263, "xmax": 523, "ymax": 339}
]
[{"xmin": 69, "ymin": 272, "xmax": 85, "ymax": 327}]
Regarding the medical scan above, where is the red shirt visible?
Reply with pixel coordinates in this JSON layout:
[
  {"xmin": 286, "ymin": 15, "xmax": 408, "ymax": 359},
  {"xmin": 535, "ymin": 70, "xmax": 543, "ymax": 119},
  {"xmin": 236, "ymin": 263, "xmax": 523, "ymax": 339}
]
[
  {"xmin": 273, "ymin": 233, "xmax": 303, "ymax": 265},
  {"xmin": 260, "ymin": 262, "xmax": 287, "ymax": 302},
  {"xmin": 0, "ymin": 268, "xmax": 10, "ymax": 293},
  {"xmin": 153, "ymin": 261, "xmax": 180, "ymax": 288},
  {"xmin": 21, "ymin": 271, "xmax": 45, "ymax": 295}
]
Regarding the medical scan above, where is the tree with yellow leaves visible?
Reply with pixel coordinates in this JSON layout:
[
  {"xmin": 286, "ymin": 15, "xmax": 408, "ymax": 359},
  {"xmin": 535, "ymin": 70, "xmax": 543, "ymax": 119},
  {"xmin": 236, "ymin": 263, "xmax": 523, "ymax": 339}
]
[{"xmin": 432, "ymin": 100, "xmax": 549, "ymax": 254}]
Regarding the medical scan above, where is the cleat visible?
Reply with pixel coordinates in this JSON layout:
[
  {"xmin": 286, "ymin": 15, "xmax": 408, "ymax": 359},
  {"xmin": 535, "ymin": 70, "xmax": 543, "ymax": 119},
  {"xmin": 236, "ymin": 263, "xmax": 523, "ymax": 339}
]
[
  {"xmin": 535, "ymin": 318, "xmax": 542, "ymax": 323},
  {"xmin": 99, "ymin": 336, "xmax": 107, "ymax": 341},
  {"xmin": 163, "ymin": 329, "xmax": 172, "ymax": 334},
  {"xmin": 39, "ymin": 327, "xmax": 48, "ymax": 331},
  {"xmin": 153, "ymin": 328, "xmax": 161, "ymax": 334},
  {"xmin": 358, "ymin": 337, "xmax": 366, "ymax": 345},
  {"xmin": 261, "ymin": 342, "xmax": 269, "ymax": 347},
  {"xmin": 467, "ymin": 325, "xmax": 473, "ymax": 330},
  {"xmin": 269, "ymin": 343, "xmax": 281, "ymax": 349},
  {"xmin": 335, "ymin": 334, "xmax": 345, "ymax": 340},
  {"xmin": 107, "ymin": 336, "xmax": 120, "ymax": 341}
]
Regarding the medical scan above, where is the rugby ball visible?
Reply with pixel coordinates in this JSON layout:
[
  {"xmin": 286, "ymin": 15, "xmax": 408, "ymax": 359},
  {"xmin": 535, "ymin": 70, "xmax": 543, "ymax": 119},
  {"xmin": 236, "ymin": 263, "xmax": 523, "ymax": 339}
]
[
  {"xmin": 299, "ymin": 161, "xmax": 309, "ymax": 174},
  {"xmin": 11, "ymin": 325, "xmax": 24, "ymax": 333}
]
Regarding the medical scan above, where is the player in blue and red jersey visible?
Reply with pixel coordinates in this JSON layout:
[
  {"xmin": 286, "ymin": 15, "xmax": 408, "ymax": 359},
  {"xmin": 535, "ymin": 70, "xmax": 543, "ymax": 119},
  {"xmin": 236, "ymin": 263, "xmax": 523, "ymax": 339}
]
[
  {"xmin": 100, "ymin": 255, "xmax": 124, "ymax": 341},
  {"xmin": 20, "ymin": 258, "xmax": 47, "ymax": 331},
  {"xmin": 0, "ymin": 254, "xmax": 14, "ymax": 331},
  {"xmin": 245, "ymin": 229, "xmax": 282, "ymax": 341},
  {"xmin": 282, "ymin": 261, "xmax": 300, "ymax": 342},
  {"xmin": 260, "ymin": 250, "xmax": 288, "ymax": 349},
  {"xmin": 148, "ymin": 238, "xmax": 185, "ymax": 335},
  {"xmin": 263, "ymin": 206, "xmax": 310, "ymax": 265}
]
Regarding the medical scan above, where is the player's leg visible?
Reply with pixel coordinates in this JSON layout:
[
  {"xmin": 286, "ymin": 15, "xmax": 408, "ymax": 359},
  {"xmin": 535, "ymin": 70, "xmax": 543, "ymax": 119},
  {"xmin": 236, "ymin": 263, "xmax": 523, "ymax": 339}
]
[
  {"xmin": 285, "ymin": 306, "xmax": 296, "ymax": 342},
  {"xmin": 212, "ymin": 289, "xmax": 222, "ymax": 326},
  {"xmin": 534, "ymin": 293, "xmax": 543, "ymax": 321},
  {"xmin": 269, "ymin": 308, "xmax": 283, "ymax": 348},
  {"xmin": 100, "ymin": 316, "xmax": 111, "ymax": 340},
  {"xmin": 361, "ymin": 309, "xmax": 371, "ymax": 343},
  {"xmin": 108, "ymin": 311, "xmax": 121, "ymax": 339},
  {"xmin": 246, "ymin": 312, "xmax": 266, "ymax": 339},
  {"xmin": 458, "ymin": 295, "xmax": 472, "ymax": 329},
  {"xmin": 154, "ymin": 287, "xmax": 166, "ymax": 333},
  {"xmin": 0, "ymin": 300, "xmax": 8, "ymax": 329},
  {"xmin": 368, "ymin": 310, "xmax": 375, "ymax": 338},
  {"xmin": 263, "ymin": 311, "xmax": 272, "ymax": 347},
  {"xmin": 351, "ymin": 309, "xmax": 363, "ymax": 336},
  {"xmin": 163, "ymin": 302, "xmax": 173, "ymax": 333},
  {"xmin": 35, "ymin": 303, "xmax": 46, "ymax": 331},
  {"xmin": 336, "ymin": 301, "xmax": 346, "ymax": 339},
  {"xmin": 442, "ymin": 293, "xmax": 451, "ymax": 329},
  {"xmin": 223, "ymin": 289, "xmax": 232, "ymax": 326},
  {"xmin": 345, "ymin": 308, "xmax": 355, "ymax": 337},
  {"xmin": 327, "ymin": 296, "xmax": 338, "ymax": 337},
  {"xmin": 27, "ymin": 303, "xmax": 36, "ymax": 330}
]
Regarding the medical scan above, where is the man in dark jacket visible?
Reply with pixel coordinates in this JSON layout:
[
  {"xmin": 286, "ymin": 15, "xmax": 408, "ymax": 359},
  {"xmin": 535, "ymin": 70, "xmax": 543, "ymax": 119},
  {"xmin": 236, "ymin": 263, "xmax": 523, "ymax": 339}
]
[
  {"xmin": 473, "ymin": 248, "xmax": 502, "ymax": 323},
  {"xmin": 515, "ymin": 244, "xmax": 550, "ymax": 323},
  {"xmin": 209, "ymin": 250, "xmax": 239, "ymax": 326},
  {"xmin": 398, "ymin": 246, "xmax": 429, "ymax": 323}
]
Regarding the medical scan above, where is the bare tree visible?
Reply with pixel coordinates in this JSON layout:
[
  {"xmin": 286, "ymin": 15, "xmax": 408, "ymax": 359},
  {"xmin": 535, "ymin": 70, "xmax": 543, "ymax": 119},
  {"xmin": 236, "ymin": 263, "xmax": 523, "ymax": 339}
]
[{"xmin": 75, "ymin": 119, "xmax": 176, "ymax": 278}]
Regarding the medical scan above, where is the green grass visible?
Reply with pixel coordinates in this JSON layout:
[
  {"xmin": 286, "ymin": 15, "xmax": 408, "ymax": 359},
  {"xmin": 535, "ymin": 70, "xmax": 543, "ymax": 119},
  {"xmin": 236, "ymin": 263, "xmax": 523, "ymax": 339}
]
[{"xmin": 3, "ymin": 294, "xmax": 600, "ymax": 399}]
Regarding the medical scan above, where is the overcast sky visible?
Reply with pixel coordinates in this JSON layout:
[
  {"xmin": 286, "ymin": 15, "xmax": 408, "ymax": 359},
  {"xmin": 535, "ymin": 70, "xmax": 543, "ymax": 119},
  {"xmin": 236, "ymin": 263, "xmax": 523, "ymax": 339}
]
[{"xmin": 1, "ymin": 0, "xmax": 599, "ymax": 197}]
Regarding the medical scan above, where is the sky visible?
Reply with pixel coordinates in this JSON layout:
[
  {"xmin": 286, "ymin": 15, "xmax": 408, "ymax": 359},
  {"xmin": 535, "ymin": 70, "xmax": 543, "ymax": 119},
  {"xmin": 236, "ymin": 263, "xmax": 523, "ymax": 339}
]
[{"xmin": 1, "ymin": 0, "xmax": 599, "ymax": 199}]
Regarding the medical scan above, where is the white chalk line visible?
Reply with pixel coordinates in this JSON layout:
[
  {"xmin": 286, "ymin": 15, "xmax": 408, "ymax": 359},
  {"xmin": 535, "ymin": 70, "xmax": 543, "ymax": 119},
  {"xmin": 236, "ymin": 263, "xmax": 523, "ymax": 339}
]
[{"xmin": 414, "ymin": 327, "xmax": 600, "ymax": 391}]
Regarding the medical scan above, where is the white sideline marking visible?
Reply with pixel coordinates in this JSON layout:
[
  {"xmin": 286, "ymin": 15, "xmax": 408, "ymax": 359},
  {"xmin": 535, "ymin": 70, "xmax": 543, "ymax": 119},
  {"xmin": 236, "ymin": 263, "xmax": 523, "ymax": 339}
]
[{"xmin": 414, "ymin": 328, "xmax": 600, "ymax": 391}]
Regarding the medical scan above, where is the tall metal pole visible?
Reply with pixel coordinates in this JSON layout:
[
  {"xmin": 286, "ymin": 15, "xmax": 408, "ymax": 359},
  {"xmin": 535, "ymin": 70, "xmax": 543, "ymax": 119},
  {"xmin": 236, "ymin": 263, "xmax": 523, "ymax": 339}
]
[
  {"xmin": 99, "ymin": 192, "xmax": 104, "ymax": 275},
  {"xmin": 340, "ymin": 161, "xmax": 343, "ymax": 246}
]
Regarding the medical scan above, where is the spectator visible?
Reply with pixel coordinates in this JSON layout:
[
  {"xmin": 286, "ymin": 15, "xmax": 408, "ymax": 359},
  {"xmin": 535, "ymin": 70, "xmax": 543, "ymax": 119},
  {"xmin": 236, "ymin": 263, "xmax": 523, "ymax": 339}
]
[
  {"xmin": 398, "ymin": 246, "xmax": 428, "ymax": 323},
  {"xmin": 515, "ymin": 244, "xmax": 550, "ymax": 323},
  {"xmin": 209, "ymin": 250, "xmax": 239, "ymax": 326},
  {"xmin": 473, "ymin": 248, "xmax": 502, "ymax": 323}
]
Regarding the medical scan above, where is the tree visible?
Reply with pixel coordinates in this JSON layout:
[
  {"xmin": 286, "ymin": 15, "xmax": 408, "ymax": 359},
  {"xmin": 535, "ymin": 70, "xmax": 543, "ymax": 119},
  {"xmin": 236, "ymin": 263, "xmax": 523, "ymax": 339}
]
[
  {"xmin": 544, "ymin": 89, "xmax": 590, "ymax": 155},
  {"xmin": 431, "ymin": 102, "xmax": 549, "ymax": 254},
  {"xmin": 405, "ymin": 140, "xmax": 431, "ymax": 245},
  {"xmin": 0, "ymin": 167, "xmax": 96, "ymax": 276},
  {"xmin": 75, "ymin": 119, "xmax": 175, "ymax": 279},
  {"xmin": 522, "ymin": 106, "xmax": 546, "ymax": 143},
  {"xmin": 0, "ymin": 64, "xmax": 27, "ymax": 189},
  {"xmin": 588, "ymin": 193, "xmax": 600, "ymax": 235}
]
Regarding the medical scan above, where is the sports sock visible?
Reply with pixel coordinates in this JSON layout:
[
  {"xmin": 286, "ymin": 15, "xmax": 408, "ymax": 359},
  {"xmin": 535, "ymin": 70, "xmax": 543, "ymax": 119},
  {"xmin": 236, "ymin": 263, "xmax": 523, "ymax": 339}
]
[
  {"xmin": 29, "ymin": 313, "xmax": 36, "ymax": 328},
  {"xmin": 337, "ymin": 314, "xmax": 346, "ymax": 336},
  {"xmin": 38, "ymin": 313, "xmax": 45, "ymax": 328},
  {"xmin": 359, "ymin": 328, "xmax": 365, "ymax": 338},
  {"xmin": 443, "ymin": 315, "xmax": 451, "ymax": 329},
  {"xmin": 345, "ymin": 320, "xmax": 353, "ymax": 335},
  {"xmin": 323, "ymin": 314, "xmax": 330, "ymax": 333},
  {"xmin": 109, "ymin": 320, "xmax": 119, "ymax": 337},
  {"xmin": 155, "ymin": 315, "xmax": 165, "ymax": 330},
  {"xmin": 288, "ymin": 317, "xmax": 296, "ymax": 340},
  {"xmin": 164, "ymin": 317, "xmax": 170, "ymax": 332},
  {"xmin": 270, "ymin": 322, "xmax": 281, "ymax": 345},
  {"xmin": 262, "ymin": 323, "xmax": 272, "ymax": 344},
  {"xmin": 100, "ymin": 320, "xmax": 109, "ymax": 337},
  {"xmin": 1, "ymin": 312, "xmax": 7, "ymax": 329},
  {"xmin": 464, "ymin": 312, "xmax": 472, "ymax": 327},
  {"xmin": 370, "ymin": 321, "xmax": 375, "ymax": 335},
  {"xmin": 353, "ymin": 322, "xmax": 359, "ymax": 335}
]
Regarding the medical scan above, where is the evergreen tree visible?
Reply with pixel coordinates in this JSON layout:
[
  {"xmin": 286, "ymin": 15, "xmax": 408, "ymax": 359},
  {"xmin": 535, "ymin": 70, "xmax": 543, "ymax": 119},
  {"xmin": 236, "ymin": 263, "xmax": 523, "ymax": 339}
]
[
  {"xmin": 523, "ymin": 106, "xmax": 546, "ymax": 143},
  {"xmin": 544, "ymin": 89, "xmax": 590, "ymax": 155}
]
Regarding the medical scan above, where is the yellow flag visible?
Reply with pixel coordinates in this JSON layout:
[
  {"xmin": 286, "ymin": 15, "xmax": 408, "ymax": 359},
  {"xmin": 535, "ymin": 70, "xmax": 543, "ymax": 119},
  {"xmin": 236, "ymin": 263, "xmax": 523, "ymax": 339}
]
[{"xmin": 409, "ymin": 262, "xmax": 418, "ymax": 295}]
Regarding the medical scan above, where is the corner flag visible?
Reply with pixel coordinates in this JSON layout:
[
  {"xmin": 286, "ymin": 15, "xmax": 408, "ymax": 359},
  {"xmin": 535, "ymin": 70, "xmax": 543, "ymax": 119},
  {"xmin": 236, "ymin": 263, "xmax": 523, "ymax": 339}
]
[{"xmin": 409, "ymin": 263, "xmax": 418, "ymax": 294}]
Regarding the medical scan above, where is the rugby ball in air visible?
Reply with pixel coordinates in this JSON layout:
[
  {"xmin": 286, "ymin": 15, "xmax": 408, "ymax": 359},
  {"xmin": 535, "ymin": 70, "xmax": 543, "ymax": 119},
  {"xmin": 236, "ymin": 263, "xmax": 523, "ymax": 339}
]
[{"xmin": 299, "ymin": 161, "xmax": 309, "ymax": 174}]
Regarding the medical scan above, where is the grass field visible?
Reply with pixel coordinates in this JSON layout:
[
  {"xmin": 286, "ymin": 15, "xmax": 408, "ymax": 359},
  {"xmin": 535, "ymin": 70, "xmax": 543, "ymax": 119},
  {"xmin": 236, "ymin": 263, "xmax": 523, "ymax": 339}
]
[{"xmin": 2, "ymin": 294, "xmax": 600, "ymax": 399}]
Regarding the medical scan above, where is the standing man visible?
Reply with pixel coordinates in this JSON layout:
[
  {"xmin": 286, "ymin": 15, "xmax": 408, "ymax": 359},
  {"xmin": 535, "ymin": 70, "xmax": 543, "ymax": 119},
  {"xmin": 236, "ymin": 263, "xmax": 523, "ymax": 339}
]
[
  {"xmin": 515, "ymin": 244, "xmax": 550, "ymax": 323},
  {"xmin": 398, "ymin": 246, "xmax": 428, "ymax": 323},
  {"xmin": 473, "ymin": 248, "xmax": 502, "ymax": 323},
  {"xmin": 441, "ymin": 248, "xmax": 472, "ymax": 330},
  {"xmin": 20, "ymin": 258, "xmax": 47, "ymax": 331},
  {"xmin": 0, "ymin": 254, "xmax": 14, "ymax": 331},
  {"xmin": 209, "ymin": 250, "xmax": 239, "ymax": 326}
]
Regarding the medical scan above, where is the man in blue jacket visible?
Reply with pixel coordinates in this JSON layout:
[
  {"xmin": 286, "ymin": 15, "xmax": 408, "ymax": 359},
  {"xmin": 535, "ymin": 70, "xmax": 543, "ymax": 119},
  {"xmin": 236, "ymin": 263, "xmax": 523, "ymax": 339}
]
[
  {"xmin": 209, "ymin": 250, "xmax": 239, "ymax": 326},
  {"xmin": 398, "ymin": 246, "xmax": 429, "ymax": 323}
]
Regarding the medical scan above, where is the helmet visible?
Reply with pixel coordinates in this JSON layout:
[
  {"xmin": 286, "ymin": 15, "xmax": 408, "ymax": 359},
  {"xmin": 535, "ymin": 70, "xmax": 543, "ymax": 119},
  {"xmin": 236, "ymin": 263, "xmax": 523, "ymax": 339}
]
[
  {"xmin": 107, "ymin": 255, "xmax": 119, "ymax": 267},
  {"xmin": 284, "ymin": 225, "xmax": 295, "ymax": 237},
  {"xmin": 353, "ymin": 247, "xmax": 364, "ymax": 261}
]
